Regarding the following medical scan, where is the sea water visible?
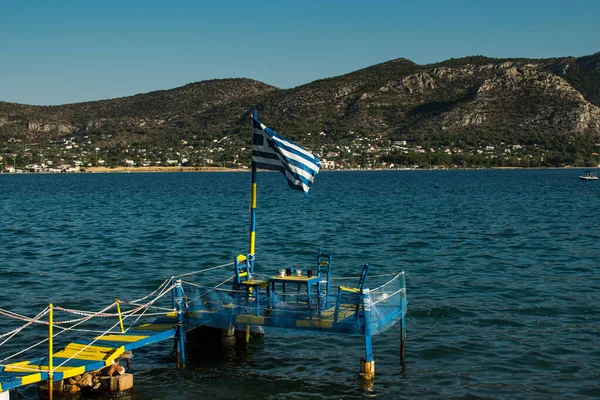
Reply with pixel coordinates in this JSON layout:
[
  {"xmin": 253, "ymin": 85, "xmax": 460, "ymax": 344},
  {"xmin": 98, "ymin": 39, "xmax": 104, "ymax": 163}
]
[{"xmin": 1, "ymin": 170, "xmax": 599, "ymax": 399}]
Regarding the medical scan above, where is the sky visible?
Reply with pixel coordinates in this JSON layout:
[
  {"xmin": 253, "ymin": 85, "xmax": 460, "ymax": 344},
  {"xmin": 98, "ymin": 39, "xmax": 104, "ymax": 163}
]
[{"xmin": 1, "ymin": 0, "xmax": 598, "ymax": 106}]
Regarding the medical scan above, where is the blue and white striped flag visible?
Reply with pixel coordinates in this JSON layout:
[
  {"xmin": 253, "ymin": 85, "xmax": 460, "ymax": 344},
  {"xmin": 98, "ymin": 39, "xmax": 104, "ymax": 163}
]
[{"xmin": 252, "ymin": 116, "xmax": 321, "ymax": 195}]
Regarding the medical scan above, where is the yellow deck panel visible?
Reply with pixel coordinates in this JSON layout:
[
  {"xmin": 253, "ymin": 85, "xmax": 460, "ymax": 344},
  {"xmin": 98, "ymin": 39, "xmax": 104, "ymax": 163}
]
[
  {"xmin": 133, "ymin": 323, "xmax": 175, "ymax": 331},
  {"xmin": 296, "ymin": 319, "xmax": 333, "ymax": 329},
  {"xmin": 319, "ymin": 304, "xmax": 357, "ymax": 321},
  {"xmin": 63, "ymin": 343, "xmax": 115, "ymax": 352},
  {"xmin": 54, "ymin": 343, "xmax": 120, "ymax": 361},
  {"xmin": 94, "ymin": 334, "xmax": 148, "ymax": 343},
  {"xmin": 236, "ymin": 315, "xmax": 265, "ymax": 324},
  {"xmin": 103, "ymin": 346, "xmax": 125, "ymax": 365},
  {"xmin": 20, "ymin": 373, "xmax": 43, "ymax": 386},
  {"xmin": 4, "ymin": 363, "xmax": 85, "ymax": 375},
  {"xmin": 187, "ymin": 310, "xmax": 211, "ymax": 317}
]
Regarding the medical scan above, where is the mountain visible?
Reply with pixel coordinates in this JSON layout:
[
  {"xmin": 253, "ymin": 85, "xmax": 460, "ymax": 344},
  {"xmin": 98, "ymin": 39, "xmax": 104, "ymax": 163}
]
[
  {"xmin": 0, "ymin": 78, "xmax": 277, "ymax": 142},
  {"xmin": 1, "ymin": 53, "xmax": 600, "ymax": 168}
]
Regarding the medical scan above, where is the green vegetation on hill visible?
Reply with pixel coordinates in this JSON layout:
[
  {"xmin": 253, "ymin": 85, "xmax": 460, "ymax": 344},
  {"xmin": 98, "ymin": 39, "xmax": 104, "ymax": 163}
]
[{"xmin": 1, "ymin": 53, "xmax": 600, "ymax": 170}]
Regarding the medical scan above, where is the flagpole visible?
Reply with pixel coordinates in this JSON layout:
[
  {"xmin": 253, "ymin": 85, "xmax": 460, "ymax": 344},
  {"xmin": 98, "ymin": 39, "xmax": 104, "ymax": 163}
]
[{"xmin": 249, "ymin": 109, "xmax": 258, "ymax": 271}]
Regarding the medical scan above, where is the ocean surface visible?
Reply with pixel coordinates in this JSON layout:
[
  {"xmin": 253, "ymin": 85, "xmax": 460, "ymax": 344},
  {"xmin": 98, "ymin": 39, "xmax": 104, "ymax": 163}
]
[{"xmin": 1, "ymin": 169, "xmax": 599, "ymax": 399}]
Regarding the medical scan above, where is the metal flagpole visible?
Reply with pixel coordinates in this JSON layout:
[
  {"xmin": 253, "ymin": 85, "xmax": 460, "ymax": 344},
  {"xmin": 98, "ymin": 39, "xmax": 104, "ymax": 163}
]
[{"xmin": 249, "ymin": 109, "xmax": 258, "ymax": 271}]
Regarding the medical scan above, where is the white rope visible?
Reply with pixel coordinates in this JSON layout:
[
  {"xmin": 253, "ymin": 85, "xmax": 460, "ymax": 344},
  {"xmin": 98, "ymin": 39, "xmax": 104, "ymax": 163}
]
[
  {"xmin": 172, "ymin": 262, "xmax": 234, "ymax": 279},
  {"xmin": 0, "ymin": 280, "xmax": 175, "ymax": 369},
  {"xmin": 53, "ymin": 305, "xmax": 116, "ymax": 317},
  {"xmin": 49, "ymin": 308, "xmax": 176, "ymax": 335},
  {"xmin": 133, "ymin": 305, "xmax": 174, "ymax": 312},
  {"xmin": 0, "ymin": 307, "xmax": 47, "ymax": 324},
  {"xmin": 124, "ymin": 278, "xmax": 173, "ymax": 305},
  {"xmin": 53, "ymin": 289, "xmax": 168, "ymax": 370},
  {"xmin": 54, "ymin": 311, "xmax": 128, "ymax": 370},
  {"xmin": 52, "ymin": 302, "xmax": 115, "ymax": 339},
  {"xmin": 53, "ymin": 282, "xmax": 177, "ymax": 371},
  {"xmin": 122, "ymin": 281, "xmax": 176, "ymax": 333},
  {"xmin": 330, "ymin": 273, "xmax": 395, "ymax": 281},
  {"xmin": 53, "ymin": 282, "xmax": 176, "ymax": 319},
  {"xmin": 0, "ymin": 327, "xmax": 24, "ymax": 340},
  {"xmin": 181, "ymin": 275, "xmax": 235, "ymax": 303},
  {"xmin": 0, "ymin": 361, "xmax": 46, "ymax": 373},
  {"xmin": 46, "ymin": 279, "xmax": 173, "ymax": 320},
  {"xmin": 108, "ymin": 283, "xmax": 176, "ymax": 333},
  {"xmin": 0, "ymin": 305, "xmax": 116, "ymax": 327},
  {"xmin": 369, "ymin": 272, "xmax": 404, "ymax": 292},
  {"xmin": 0, "ymin": 331, "xmax": 50, "ymax": 365},
  {"xmin": 371, "ymin": 288, "xmax": 406, "ymax": 305},
  {"xmin": 0, "ymin": 307, "xmax": 49, "ymax": 348}
]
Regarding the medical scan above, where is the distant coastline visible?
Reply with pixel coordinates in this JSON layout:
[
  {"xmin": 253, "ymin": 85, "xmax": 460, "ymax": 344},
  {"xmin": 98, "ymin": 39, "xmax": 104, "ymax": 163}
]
[
  {"xmin": 1, "ymin": 165, "xmax": 597, "ymax": 174},
  {"xmin": 73, "ymin": 165, "xmax": 600, "ymax": 173},
  {"xmin": 84, "ymin": 166, "xmax": 241, "ymax": 173}
]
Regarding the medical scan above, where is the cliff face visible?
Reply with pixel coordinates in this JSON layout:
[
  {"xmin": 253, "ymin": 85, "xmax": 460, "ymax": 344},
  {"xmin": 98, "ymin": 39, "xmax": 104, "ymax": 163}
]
[
  {"xmin": 436, "ymin": 63, "xmax": 600, "ymax": 134},
  {"xmin": 1, "ymin": 54, "xmax": 600, "ymax": 147}
]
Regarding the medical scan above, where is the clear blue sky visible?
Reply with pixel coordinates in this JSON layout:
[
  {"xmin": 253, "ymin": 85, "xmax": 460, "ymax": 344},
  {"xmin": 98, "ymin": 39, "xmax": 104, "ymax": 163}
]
[{"xmin": 1, "ymin": 0, "xmax": 598, "ymax": 105}]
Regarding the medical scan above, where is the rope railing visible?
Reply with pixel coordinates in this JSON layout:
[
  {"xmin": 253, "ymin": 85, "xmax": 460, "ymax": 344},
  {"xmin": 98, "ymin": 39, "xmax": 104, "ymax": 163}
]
[
  {"xmin": 53, "ymin": 309, "xmax": 129, "ymax": 371},
  {"xmin": 53, "ymin": 281, "xmax": 176, "ymax": 371},
  {"xmin": 51, "ymin": 281, "xmax": 177, "ymax": 372},
  {"xmin": 0, "ymin": 307, "xmax": 48, "ymax": 324},
  {"xmin": 0, "ymin": 307, "xmax": 49, "ymax": 348},
  {"xmin": 0, "ymin": 279, "xmax": 176, "ymax": 371},
  {"xmin": 123, "ymin": 278, "xmax": 173, "ymax": 306},
  {"xmin": 172, "ymin": 262, "xmax": 234, "ymax": 279},
  {"xmin": 181, "ymin": 274, "xmax": 235, "ymax": 303},
  {"xmin": 120, "ymin": 280, "xmax": 176, "ymax": 333},
  {"xmin": 371, "ymin": 288, "xmax": 406, "ymax": 306},
  {"xmin": 0, "ymin": 326, "xmax": 52, "ymax": 366},
  {"xmin": 369, "ymin": 271, "xmax": 405, "ymax": 292},
  {"xmin": 330, "ymin": 273, "xmax": 396, "ymax": 282}
]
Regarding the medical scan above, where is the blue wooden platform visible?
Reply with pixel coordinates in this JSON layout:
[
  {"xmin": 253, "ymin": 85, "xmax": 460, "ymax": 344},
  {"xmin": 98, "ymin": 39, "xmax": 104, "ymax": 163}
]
[{"xmin": 1, "ymin": 263, "xmax": 407, "ymax": 394}]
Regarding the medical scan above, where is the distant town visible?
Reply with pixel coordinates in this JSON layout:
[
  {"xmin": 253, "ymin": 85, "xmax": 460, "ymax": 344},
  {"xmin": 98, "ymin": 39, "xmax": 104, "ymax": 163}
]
[{"xmin": 1, "ymin": 131, "xmax": 599, "ymax": 173}]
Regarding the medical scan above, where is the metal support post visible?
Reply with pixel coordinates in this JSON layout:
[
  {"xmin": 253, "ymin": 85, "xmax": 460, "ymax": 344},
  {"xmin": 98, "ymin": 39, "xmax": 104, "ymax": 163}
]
[
  {"xmin": 400, "ymin": 315, "xmax": 406, "ymax": 371},
  {"xmin": 115, "ymin": 298, "xmax": 125, "ymax": 333},
  {"xmin": 360, "ymin": 289, "xmax": 375, "ymax": 380},
  {"xmin": 48, "ymin": 304, "xmax": 54, "ymax": 400},
  {"xmin": 174, "ymin": 279, "xmax": 186, "ymax": 368}
]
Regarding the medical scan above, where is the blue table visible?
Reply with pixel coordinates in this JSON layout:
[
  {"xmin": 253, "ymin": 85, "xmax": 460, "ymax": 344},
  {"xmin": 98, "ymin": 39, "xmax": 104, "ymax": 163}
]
[{"xmin": 268, "ymin": 275, "xmax": 322, "ymax": 309}]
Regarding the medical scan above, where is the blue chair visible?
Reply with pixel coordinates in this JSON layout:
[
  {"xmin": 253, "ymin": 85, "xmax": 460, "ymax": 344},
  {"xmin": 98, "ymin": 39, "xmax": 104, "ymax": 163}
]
[
  {"xmin": 234, "ymin": 254, "xmax": 252, "ymax": 286},
  {"xmin": 317, "ymin": 249, "xmax": 332, "ymax": 308},
  {"xmin": 334, "ymin": 263, "xmax": 370, "ymax": 322},
  {"xmin": 233, "ymin": 254, "xmax": 267, "ymax": 315}
]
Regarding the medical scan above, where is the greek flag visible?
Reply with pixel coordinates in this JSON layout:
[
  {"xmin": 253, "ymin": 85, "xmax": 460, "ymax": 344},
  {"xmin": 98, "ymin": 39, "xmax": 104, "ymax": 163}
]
[{"xmin": 252, "ymin": 116, "xmax": 321, "ymax": 194}]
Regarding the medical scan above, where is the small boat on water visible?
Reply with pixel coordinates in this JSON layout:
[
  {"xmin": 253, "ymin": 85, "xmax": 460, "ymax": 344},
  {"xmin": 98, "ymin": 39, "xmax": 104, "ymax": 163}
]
[{"xmin": 579, "ymin": 171, "xmax": 598, "ymax": 180}]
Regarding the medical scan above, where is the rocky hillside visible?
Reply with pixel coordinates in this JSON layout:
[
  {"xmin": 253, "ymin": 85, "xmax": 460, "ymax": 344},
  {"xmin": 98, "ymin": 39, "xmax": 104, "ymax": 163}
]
[
  {"xmin": 1, "ymin": 53, "xmax": 599, "ymax": 151},
  {"xmin": 0, "ymin": 78, "xmax": 277, "ymax": 143}
]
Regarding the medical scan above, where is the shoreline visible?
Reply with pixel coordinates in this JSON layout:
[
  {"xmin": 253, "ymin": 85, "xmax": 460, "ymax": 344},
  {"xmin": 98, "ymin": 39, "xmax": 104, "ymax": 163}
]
[
  {"xmin": 82, "ymin": 166, "xmax": 598, "ymax": 173},
  {"xmin": 1, "ymin": 165, "xmax": 597, "ymax": 174},
  {"xmin": 83, "ymin": 166, "xmax": 243, "ymax": 173}
]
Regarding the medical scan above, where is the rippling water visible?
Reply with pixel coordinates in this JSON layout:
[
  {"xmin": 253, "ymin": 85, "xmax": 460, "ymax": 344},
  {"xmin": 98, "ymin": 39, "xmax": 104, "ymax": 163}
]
[{"xmin": 1, "ymin": 170, "xmax": 599, "ymax": 399}]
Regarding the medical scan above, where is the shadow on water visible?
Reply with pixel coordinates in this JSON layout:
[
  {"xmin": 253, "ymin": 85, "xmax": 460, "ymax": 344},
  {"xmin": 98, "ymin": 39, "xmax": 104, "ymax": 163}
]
[{"xmin": 121, "ymin": 326, "xmax": 383, "ymax": 400}]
